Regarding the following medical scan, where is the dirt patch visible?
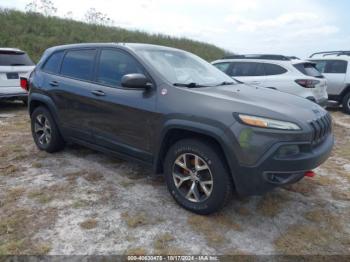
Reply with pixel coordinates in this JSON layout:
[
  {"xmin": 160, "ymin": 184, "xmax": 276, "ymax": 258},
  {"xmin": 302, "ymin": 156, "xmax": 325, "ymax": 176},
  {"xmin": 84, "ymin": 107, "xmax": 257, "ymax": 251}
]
[
  {"xmin": 187, "ymin": 212, "xmax": 241, "ymax": 247},
  {"xmin": 121, "ymin": 211, "xmax": 150, "ymax": 228},
  {"xmin": 153, "ymin": 232, "xmax": 175, "ymax": 253},
  {"xmin": 125, "ymin": 247, "xmax": 147, "ymax": 256},
  {"xmin": 274, "ymin": 223, "xmax": 347, "ymax": 255},
  {"xmin": 0, "ymin": 206, "xmax": 58, "ymax": 255},
  {"xmin": 256, "ymin": 191, "xmax": 290, "ymax": 217},
  {"xmin": 79, "ymin": 219, "xmax": 98, "ymax": 230}
]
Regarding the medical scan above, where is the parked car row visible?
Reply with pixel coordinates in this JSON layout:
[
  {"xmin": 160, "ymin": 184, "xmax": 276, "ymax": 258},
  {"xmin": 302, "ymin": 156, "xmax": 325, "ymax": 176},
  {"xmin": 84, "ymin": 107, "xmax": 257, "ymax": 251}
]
[
  {"xmin": 24, "ymin": 43, "xmax": 334, "ymax": 214},
  {"xmin": 212, "ymin": 55, "xmax": 328, "ymax": 107},
  {"xmin": 212, "ymin": 52, "xmax": 350, "ymax": 114}
]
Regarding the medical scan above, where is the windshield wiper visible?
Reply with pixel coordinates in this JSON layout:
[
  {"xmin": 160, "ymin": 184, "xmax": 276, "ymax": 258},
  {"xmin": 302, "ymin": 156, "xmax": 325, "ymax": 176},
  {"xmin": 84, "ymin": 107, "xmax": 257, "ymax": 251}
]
[
  {"xmin": 216, "ymin": 81, "xmax": 235, "ymax": 86},
  {"xmin": 173, "ymin": 82, "xmax": 207, "ymax": 88},
  {"xmin": 232, "ymin": 78, "xmax": 243, "ymax": 84},
  {"xmin": 10, "ymin": 63, "xmax": 26, "ymax": 66}
]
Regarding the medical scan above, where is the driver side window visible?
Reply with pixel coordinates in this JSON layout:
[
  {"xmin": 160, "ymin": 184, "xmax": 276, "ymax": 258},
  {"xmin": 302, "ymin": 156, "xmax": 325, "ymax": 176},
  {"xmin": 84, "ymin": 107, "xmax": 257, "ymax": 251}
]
[{"xmin": 96, "ymin": 49, "xmax": 145, "ymax": 87}]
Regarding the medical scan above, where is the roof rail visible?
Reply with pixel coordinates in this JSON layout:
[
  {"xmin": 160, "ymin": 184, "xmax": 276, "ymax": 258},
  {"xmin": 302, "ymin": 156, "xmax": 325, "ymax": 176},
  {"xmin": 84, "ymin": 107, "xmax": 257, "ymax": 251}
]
[
  {"xmin": 309, "ymin": 51, "xmax": 350, "ymax": 58},
  {"xmin": 287, "ymin": 56, "xmax": 300, "ymax": 60},
  {"xmin": 222, "ymin": 54, "xmax": 291, "ymax": 61}
]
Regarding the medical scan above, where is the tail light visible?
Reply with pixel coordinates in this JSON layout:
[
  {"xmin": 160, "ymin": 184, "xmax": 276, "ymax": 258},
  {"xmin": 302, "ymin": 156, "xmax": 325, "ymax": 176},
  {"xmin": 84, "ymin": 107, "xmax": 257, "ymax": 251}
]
[
  {"xmin": 20, "ymin": 77, "xmax": 29, "ymax": 91},
  {"xmin": 295, "ymin": 79, "xmax": 320, "ymax": 88}
]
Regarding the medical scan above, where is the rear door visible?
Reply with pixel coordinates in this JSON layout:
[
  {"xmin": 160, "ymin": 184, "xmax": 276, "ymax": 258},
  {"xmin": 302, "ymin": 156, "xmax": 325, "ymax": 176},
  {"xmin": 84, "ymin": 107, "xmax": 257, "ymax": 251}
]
[
  {"xmin": 87, "ymin": 48, "xmax": 157, "ymax": 161},
  {"xmin": 313, "ymin": 60, "xmax": 347, "ymax": 96},
  {"xmin": 259, "ymin": 63, "xmax": 288, "ymax": 89},
  {"xmin": 0, "ymin": 50, "xmax": 35, "ymax": 93},
  {"xmin": 228, "ymin": 62, "xmax": 266, "ymax": 86},
  {"xmin": 43, "ymin": 48, "xmax": 98, "ymax": 142}
]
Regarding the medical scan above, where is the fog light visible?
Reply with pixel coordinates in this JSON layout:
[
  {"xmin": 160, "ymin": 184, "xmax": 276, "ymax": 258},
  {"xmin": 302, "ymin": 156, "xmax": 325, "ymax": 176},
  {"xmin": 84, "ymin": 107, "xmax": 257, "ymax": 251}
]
[{"xmin": 277, "ymin": 145, "xmax": 300, "ymax": 158}]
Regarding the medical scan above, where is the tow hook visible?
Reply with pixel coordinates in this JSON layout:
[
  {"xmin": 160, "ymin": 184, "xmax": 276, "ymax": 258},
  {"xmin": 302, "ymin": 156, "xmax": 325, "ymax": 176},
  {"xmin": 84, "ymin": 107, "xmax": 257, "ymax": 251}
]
[{"xmin": 304, "ymin": 170, "xmax": 316, "ymax": 178}]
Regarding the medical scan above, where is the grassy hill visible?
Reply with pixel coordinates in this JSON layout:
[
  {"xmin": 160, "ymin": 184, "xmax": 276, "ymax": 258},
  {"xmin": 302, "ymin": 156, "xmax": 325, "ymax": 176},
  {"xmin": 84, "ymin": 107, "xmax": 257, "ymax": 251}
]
[{"xmin": 0, "ymin": 8, "xmax": 228, "ymax": 63}]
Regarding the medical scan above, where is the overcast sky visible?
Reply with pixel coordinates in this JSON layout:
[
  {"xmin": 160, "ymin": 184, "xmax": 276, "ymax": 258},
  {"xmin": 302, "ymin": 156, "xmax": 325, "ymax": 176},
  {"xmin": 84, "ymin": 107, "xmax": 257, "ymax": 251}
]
[{"xmin": 2, "ymin": 0, "xmax": 349, "ymax": 58}]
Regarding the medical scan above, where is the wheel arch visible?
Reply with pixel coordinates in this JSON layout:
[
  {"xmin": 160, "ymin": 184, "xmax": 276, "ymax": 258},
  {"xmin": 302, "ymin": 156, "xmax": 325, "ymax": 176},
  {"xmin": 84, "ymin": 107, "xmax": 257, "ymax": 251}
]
[
  {"xmin": 29, "ymin": 93, "xmax": 63, "ymax": 134},
  {"xmin": 29, "ymin": 93, "xmax": 58, "ymax": 117},
  {"xmin": 340, "ymin": 84, "xmax": 350, "ymax": 98},
  {"xmin": 154, "ymin": 120, "xmax": 239, "ymax": 188}
]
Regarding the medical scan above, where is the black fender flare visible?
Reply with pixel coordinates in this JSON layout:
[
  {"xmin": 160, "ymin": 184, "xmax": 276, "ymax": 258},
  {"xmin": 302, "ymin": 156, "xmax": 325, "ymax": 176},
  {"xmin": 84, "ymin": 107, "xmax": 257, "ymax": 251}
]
[
  {"xmin": 28, "ymin": 93, "xmax": 63, "ymax": 133},
  {"xmin": 153, "ymin": 119, "xmax": 240, "ymax": 185}
]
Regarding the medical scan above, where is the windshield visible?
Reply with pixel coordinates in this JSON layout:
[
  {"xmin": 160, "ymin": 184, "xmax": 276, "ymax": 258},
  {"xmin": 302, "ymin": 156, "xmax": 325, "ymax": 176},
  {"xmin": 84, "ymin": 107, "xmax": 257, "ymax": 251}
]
[
  {"xmin": 135, "ymin": 48, "xmax": 235, "ymax": 86},
  {"xmin": 0, "ymin": 51, "xmax": 34, "ymax": 66}
]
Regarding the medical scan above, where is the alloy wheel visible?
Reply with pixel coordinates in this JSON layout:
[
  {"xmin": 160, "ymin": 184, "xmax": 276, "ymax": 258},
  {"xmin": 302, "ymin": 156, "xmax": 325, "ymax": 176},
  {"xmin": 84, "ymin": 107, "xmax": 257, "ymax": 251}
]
[
  {"xmin": 172, "ymin": 153, "xmax": 213, "ymax": 202},
  {"xmin": 34, "ymin": 114, "xmax": 52, "ymax": 145}
]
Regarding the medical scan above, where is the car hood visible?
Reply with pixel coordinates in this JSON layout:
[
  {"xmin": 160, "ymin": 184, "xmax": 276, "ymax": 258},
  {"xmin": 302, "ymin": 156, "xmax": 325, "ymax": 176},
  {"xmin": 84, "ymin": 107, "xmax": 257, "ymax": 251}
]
[{"xmin": 194, "ymin": 83, "xmax": 327, "ymax": 122}]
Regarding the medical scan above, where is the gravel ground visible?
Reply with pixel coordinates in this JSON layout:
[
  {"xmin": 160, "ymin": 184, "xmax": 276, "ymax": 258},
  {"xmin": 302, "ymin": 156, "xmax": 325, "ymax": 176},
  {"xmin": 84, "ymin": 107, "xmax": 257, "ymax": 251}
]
[{"xmin": 0, "ymin": 101, "xmax": 349, "ymax": 256}]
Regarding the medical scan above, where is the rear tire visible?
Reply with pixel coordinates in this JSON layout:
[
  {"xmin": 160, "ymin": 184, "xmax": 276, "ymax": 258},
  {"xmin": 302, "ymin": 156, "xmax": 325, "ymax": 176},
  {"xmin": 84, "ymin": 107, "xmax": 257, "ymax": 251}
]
[
  {"xmin": 164, "ymin": 139, "xmax": 233, "ymax": 215},
  {"xmin": 22, "ymin": 98, "xmax": 28, "ymax": 107},
  {"xmin": 342, "ymin": 92, "xmax": 350, "ymax": 114},
  {"xmin": 31, "ymin": 106, "xmax": 65, "ymax": 153}
]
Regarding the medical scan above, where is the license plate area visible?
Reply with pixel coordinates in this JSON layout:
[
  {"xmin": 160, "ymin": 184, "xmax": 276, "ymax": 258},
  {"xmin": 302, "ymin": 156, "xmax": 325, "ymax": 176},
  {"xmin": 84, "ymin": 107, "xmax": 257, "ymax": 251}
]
[{"xmin": 6, "ymin": 72, "xmax": 19, "ymax": 79}]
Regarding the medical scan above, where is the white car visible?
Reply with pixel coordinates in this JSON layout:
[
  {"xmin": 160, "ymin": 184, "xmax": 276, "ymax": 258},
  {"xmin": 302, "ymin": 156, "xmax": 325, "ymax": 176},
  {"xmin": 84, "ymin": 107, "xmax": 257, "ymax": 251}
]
[
  {"xmin": 309, "ymin": 51, "xmax": 350, "ymax": 114},
  {"xmin": 0, "ymin": 48, "xmax": 35, "ymax": 104},
  {"xmin": 212, "ymin": 55, "xmax": 328, "ymax": 107}
]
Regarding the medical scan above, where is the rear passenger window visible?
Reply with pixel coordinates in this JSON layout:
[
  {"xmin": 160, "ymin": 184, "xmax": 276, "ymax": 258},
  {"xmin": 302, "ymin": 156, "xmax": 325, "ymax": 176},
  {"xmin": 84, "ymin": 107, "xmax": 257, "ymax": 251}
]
[
  {"xmin": 42, "ymin": 51, "xmax": 64, "ymax": 74},
  {"xmin": 60, "ymin": 49, "xmax": 96, "ymax": 81},
  {"xmin": 293, "ymin": 63, "xmax": 323, "ymax": 78},
  {"xmin": 96, "ymin": 49, "xmax": 144, "ymax": 87},
  {"xmin": 230, "ymin": 62, "xmax": 265, "ymax": 77},
  {"xmin": 324, "ymin": 60, "xmax": 347, "ymax": 74},
  {"xmin": 264, "ymin": 63, "xmax": 287, "ymax": 75},
  {"xmin": 213, "ymin": 63, "xmax": 230, "ymax": 73}
]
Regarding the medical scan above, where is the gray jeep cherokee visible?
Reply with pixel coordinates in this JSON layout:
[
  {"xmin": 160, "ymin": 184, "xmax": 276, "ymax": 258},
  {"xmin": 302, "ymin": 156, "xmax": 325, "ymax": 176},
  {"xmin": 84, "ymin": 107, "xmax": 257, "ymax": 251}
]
[{"xmin": 28, "ymin": 43, "xmax": 334, "ymax": 214}]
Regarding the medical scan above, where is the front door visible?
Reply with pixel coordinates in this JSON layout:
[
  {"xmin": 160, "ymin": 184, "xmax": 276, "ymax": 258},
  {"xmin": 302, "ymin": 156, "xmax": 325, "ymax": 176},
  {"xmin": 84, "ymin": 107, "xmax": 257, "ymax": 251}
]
[
  {"xmin": 315, "ymin": 60, "xmax": 347, "ymax": 96},
  {"xmin": 88, "ymin": 48, "xmax": 157, "ymax": 162}
]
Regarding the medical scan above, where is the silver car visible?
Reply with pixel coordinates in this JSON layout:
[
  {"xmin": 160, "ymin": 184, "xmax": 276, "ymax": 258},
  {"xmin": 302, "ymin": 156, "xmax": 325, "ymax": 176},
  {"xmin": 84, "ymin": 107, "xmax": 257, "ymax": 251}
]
[{"xmin": 309, "ymin": 51, "xmax": 350, "ymax": 114}]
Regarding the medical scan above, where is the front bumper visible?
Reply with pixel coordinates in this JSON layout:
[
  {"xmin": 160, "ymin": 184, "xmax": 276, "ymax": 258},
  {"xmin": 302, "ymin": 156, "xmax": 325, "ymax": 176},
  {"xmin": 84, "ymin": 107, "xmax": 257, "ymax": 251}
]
[{"xmin": 233, "ymin": 134, "xmax": 334, "ymax": 196}]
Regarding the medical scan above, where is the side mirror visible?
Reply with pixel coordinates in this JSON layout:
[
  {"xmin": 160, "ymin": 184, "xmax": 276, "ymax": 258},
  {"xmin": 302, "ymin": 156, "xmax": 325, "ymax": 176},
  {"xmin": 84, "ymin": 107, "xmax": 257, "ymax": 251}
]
[{"xmin": 121, "ymin": 73, "xmax": 152, "ymax": 89}]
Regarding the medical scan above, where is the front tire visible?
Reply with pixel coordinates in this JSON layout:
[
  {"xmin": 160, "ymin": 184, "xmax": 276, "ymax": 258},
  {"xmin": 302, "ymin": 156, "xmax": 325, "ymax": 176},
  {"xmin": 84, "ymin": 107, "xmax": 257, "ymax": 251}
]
[
  {"xmin": 31, "ymin": 106, "xmax": 65, "ymax": 153},
  {"xmin": 342, "ymin": 92, "xmax": 350, "ymax": 114},
  {"xmin": 164, "ymin": 139, "xmax": 233, "ymax": 215}
]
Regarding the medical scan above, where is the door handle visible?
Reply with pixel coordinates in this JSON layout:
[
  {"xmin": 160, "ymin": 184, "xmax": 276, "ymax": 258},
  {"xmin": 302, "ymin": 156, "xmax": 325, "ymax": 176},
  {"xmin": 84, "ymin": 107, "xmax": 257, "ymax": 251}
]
[
  {"xmin": 91, "ymin": 90, "xmax": 106, "ymax": 96},
  {"xmin": 49, "ymin": 81, "xmax": 59, "ymax": 87}
]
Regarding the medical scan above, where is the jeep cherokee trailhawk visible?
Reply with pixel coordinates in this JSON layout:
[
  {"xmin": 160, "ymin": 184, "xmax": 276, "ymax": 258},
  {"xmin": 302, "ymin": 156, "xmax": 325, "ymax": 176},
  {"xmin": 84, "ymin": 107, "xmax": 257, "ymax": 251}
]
[{"xmin": 28, "ymin": 43, "xmax": 334, "ymax": 214}]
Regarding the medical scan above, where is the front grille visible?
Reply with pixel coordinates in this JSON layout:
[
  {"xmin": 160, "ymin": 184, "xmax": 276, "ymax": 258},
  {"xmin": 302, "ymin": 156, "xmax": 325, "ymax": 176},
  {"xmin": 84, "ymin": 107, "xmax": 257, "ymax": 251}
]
[{"xmin": 309, "ymin": 113, "xmax": 332, "ymax": 145}]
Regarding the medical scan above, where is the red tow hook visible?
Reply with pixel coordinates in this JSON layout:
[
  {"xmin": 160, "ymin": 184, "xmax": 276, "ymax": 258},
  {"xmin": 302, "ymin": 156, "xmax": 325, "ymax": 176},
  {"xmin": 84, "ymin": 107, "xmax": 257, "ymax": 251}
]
[{"xmin": 304, "ymin": 170, "xmax": 316, "ymax": 178}]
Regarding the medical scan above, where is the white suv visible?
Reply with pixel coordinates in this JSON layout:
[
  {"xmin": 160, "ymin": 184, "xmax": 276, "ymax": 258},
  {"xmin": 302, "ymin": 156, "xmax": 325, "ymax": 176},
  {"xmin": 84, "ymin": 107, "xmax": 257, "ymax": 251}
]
[
  {"xmin": 212, "ymin": 55, "xmax": 328, "ymax": 107},
  {"xmin": 0, "ymin": 48, "xmax": 35, "ymax": 104},
  {"xmin": 308, "ymin": 51, "xmax": 350, "ymax": 114}
]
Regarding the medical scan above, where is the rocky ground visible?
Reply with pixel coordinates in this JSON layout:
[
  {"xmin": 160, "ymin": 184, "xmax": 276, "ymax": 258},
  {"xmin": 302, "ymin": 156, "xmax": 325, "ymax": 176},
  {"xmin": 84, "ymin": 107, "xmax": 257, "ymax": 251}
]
[{"xmin": 0, "ymin": 101, "xmax": 349, "ymax": 256}]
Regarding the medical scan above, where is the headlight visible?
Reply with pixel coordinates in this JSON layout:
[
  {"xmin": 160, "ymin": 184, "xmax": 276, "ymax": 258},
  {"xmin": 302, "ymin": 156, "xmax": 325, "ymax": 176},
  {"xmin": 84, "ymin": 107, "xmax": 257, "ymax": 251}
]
[{"xmin": 238, "ymin": 114, "xmax": 301, "ymax": 130}]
